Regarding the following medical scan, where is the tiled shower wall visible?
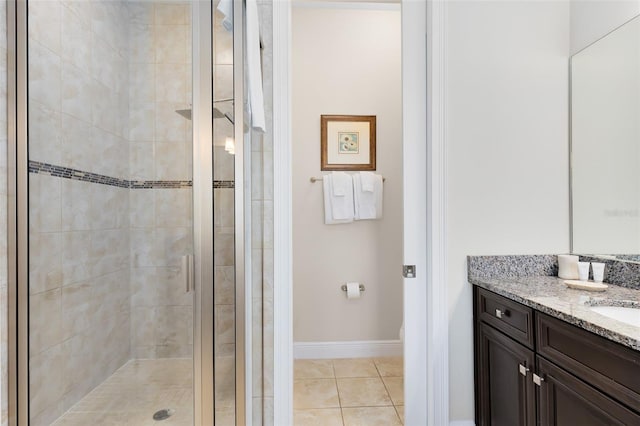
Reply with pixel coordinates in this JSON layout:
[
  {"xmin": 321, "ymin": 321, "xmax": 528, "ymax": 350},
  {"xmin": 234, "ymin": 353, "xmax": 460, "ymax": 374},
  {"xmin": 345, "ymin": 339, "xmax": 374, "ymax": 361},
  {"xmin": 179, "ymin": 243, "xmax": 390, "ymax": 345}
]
[
  {"xmin": 127, "ymin": 1, "xmax": 194, "ymax": 360},
  {"xmin": 257, "ymin": 1, "xmax": 274, "ymax": 424},
  {"xmin": 212, "ymin": 6, "xmax": 238, "ymax": 414},
  {"xmin": 28, "ymin": 1, "xmax": 131, "ymax": 424},
  {"xmin": 0, "ymin": 1, "xmax": 7, "ymax": 424}
]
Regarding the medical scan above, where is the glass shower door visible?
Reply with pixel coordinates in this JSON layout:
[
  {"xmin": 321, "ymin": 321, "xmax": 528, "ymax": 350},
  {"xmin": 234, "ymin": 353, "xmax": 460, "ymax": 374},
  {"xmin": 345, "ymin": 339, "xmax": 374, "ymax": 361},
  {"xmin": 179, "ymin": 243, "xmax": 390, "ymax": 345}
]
[{"xmin": 25, "ymin": 0, "xmax": 197, "ymax": 424}]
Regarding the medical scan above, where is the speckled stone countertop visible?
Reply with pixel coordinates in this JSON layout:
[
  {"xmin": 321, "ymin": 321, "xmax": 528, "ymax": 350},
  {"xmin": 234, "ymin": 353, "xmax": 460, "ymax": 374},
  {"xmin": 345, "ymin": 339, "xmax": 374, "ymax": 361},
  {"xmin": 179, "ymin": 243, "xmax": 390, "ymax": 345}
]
[{"xmin": 468, "ymin": 275, "xmax": 640, "ymax": 351}]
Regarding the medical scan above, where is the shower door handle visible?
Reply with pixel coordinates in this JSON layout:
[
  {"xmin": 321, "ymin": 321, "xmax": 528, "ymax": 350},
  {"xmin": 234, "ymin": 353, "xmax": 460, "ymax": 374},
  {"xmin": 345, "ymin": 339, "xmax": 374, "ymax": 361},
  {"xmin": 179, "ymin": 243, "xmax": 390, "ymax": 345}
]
[{"xmin": 182, "ymin": 254, "xmax": 194, "ymax": 293}]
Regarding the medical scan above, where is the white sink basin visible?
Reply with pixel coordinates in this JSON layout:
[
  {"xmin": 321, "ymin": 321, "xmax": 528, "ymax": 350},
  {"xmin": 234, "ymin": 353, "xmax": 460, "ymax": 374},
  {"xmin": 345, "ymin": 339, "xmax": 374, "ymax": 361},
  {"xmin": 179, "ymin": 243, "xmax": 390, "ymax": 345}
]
[{"xmin": 589, "ymin": 306, "xmax": 640, "ymax": 328}]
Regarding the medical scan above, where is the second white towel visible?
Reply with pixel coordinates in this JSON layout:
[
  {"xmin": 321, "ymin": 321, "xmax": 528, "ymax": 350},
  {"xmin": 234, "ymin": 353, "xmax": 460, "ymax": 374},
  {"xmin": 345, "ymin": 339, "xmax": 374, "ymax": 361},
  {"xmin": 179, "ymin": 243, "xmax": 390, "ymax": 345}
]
[
  {"xmin": 353, "ymin": 172, "xmax": 383, "ymax": 220},
  {"xmin": 323, "ymin": 172, "xmax": 354, "ymax": 224}
]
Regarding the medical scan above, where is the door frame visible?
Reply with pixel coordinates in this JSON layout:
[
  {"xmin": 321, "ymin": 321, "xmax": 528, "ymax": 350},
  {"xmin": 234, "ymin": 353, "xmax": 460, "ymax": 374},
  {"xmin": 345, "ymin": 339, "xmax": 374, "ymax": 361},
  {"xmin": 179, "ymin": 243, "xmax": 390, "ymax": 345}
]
[{"xmin": 272, "ymin": 1, "xmax": 449, "ymax": 424}]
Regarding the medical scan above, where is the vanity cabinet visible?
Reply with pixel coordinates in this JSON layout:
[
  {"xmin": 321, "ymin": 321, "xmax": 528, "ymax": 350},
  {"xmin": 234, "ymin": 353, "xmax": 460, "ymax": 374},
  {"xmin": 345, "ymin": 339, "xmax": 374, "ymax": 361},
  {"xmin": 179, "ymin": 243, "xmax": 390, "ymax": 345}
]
[
  {"xmin": 476, "ymin": 322, "xmax": 535, "ymax": 426},
  {"xmin": 474, "ymin": 287, "xmax": 640, "ymax": 426}
]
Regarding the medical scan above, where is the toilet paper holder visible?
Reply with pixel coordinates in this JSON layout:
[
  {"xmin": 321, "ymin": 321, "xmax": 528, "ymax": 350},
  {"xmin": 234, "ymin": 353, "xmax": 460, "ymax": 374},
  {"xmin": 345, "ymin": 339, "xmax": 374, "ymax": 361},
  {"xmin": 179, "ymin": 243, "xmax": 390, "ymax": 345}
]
[{"xmin": 341, "ymin": 284, "xmax": 365, "ymax": 292}]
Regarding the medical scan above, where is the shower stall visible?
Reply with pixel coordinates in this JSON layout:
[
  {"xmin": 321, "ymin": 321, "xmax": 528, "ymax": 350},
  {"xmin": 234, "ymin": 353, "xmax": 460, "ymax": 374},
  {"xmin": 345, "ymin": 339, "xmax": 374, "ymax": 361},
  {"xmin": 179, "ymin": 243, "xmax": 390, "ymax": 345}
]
[{"xmin": 3, "ymin": 0, "xmax": 260, "ymax": 424}]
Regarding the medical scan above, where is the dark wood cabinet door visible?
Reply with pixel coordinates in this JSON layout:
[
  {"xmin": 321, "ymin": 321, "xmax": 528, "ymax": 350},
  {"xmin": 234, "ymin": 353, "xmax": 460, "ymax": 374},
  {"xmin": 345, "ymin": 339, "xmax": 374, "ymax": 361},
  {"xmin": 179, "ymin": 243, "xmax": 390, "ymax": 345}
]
[
  {"xmin": 476, "ymin": 322, "xmax": 536, "ymax": 426},
  {"xmin": 537, "ymin": 356, "xmax": 640, "ymax": 426}
]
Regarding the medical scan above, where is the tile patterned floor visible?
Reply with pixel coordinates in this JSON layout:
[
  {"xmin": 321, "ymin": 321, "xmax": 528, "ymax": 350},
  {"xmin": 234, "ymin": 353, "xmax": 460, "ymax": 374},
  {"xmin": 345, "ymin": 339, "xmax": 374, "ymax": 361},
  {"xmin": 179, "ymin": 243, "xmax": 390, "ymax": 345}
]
[
  {"xmin": 294, "ymin": 357, "xmax": 404, "ymax": 426},
  {"xmin": 52, "ymin": 359, "xmax": 194, "ymax": 426}
]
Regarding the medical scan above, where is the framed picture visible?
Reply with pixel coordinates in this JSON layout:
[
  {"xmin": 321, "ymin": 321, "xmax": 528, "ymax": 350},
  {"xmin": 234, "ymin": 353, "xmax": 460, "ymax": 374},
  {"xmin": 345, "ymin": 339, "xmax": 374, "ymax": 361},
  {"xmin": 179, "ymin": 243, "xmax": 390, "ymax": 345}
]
[{"xmin": 321, "ymin": 115, "xmax": 376, "ymax": 171}]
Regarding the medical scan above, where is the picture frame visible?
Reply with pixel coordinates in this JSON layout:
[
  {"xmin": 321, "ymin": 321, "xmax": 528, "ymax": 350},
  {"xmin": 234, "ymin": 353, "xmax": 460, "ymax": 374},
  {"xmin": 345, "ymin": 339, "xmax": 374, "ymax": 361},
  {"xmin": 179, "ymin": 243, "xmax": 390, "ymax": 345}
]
[{"xmin": 320, "ymin": 115, "xmax": 376, "ymax": 171}]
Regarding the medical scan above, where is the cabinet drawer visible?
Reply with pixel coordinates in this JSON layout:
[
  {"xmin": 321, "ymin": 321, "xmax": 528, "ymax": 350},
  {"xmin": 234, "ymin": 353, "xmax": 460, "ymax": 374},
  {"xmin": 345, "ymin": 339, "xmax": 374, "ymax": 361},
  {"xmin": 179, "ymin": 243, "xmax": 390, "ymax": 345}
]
[
  {"xmin": 537, "ymin": 313, "xmax": 640, "ymax": 413},
  {"xmin": 476, "ymin": 288, "xmax": 534, "ymax": 348}
]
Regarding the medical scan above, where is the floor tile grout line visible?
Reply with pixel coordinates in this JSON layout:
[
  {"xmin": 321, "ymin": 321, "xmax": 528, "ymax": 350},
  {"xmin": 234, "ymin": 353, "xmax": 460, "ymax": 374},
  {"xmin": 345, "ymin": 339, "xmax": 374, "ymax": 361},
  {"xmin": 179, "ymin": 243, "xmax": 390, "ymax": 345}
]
[{"xmin": 330, "ymin": 359, "xmax": 347, "ymax": 426}]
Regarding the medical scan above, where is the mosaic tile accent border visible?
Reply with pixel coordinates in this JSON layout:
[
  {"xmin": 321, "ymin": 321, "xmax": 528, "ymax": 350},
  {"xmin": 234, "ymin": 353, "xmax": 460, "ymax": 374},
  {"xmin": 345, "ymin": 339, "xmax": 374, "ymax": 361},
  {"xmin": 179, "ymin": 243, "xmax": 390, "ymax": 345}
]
[
  {"xmin": 29, "ymin": 161, "xmax": 130, "ymax": 188},
  {"xmin": 29, "ymin": 161, "xmax": 235, "ymax": 189}
]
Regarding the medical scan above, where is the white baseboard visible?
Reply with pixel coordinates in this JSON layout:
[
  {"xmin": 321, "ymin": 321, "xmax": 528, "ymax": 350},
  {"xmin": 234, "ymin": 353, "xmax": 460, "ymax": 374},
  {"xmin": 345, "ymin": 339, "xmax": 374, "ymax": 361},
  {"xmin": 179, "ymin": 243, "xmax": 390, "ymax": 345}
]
[
  {"xmin": 450, "ymin": 421, "xmax": 475, "ymax": 426},
  {"xmin": 294, "ymin": 340, "xmax": 403, "ymax": 359}
]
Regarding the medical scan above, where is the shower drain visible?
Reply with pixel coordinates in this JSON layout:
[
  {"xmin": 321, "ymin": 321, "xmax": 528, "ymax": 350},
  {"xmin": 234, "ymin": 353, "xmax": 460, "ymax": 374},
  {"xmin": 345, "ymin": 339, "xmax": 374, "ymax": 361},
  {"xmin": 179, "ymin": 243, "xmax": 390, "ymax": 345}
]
[{"xmin": 153, "ymin": 409, "xmax": 175, "ymax": 421}]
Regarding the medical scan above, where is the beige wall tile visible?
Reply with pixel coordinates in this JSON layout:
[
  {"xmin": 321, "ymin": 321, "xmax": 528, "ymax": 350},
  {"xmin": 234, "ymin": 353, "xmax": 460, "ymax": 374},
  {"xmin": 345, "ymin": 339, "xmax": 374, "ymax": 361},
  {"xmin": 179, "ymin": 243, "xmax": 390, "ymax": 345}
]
[
  {"xmin": 129, "ymin": 102, "xmax": 155, "ymax": 141},
  {"xmin": 155, "ymin": 3, "xmax": 189, "ymax": 26},
  {"xmin": 29, "ymin": 0, "xmax": 62, "ymax": 54},
  {"xmin": 155, "ymin": 24, "xmax": 188, "ymax": 64},
  {"xmin": 215, "ymin": 266, "xmax": 235, "ymax": 305},
  {"xmin": 61, "ymin": 281, "xmax": 93, "ymax": 340},
  {"xmin": 29, "ymin": 101, "xmax": 61, "ymax": 164},
  {"xmin": 29, "ymin": 289, "xmax": 62, "ymax": 355},
  {"xmin": 215, "ymin": 304, "xmax": 235, "ymax": 344},
  {"xmin": 156, "ymin": 227, "xmax": 192, "ymax": 267},
  {"xmin": 156, "ymin": 305, "xmax": 193, "ymax": 346},
  {"xmin": 60, "ymin": 114, "xmax": 93, "ymax": 172},
  {"xmin": 156, "ymin": 266, "xmax": 193, "ymax": 306},
  {"xmin": 29, "ymin": 41, "xmax": 62, "ymax": 110},
  {"xmin": 29, "ymin": 232, "xmax": 63, "ymax": 295},
  {"xmin": 156, "ymin": 189, "xmax": 192, "ymax": 228},
  {"xmin": 155, "ymin": 106, "xmax": 188, "ymax": 143},
  {"xmin": 214, "ymin": 189, "xmax": 235, "ymax": 227},
  {"xmin": 29, "ymin": 174, "xmax": 62, "ymax": 233},
  {"xmin": 129, "ymin": 189, "xmax": 155, "ymax": 228},
  {"xmin": 156, "ymin": 63, "xmax": 189, "ymax": 104},
  {"xmin": 156, "ymin": 344, "xmax": 192, "ymax": 359},
  {"xmin": 61, "ymin": 231, "xmax": 92, "ymax": 285},
  {"xmin": 60, "ymin": 179, "xmax": 92, "ymax": 232},
  {"xmin": 130, "ymin": 267, "xmax": 158, "ymax": 307},
  {"xmin": 61, "ymin": 62, "xmax": 92, "ymax": 123},
  {"xmin": 214, "ymin": 232, "xmax": 234, "ymax": 266},
  {"xmin": 30, "ymin": 344, "xmax": 63, "ymax": 420}
]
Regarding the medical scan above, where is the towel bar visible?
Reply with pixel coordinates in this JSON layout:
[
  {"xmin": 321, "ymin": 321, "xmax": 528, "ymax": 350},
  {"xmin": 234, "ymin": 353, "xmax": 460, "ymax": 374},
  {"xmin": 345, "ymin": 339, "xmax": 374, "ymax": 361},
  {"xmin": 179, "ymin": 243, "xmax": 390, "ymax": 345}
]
[{"xmin": 310, "ymin": 176, "xmax": 385, "ymax": 183}]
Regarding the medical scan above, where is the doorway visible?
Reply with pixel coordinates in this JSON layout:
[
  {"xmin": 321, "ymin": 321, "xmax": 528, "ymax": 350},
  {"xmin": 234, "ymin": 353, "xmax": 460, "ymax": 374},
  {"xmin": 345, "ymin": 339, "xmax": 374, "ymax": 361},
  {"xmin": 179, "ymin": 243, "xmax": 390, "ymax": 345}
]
[
  {"xmin": 271, "ymin": 0, "xmax": 449, "ymax": 425},
  {"xmin": 290, "ymin": 3, "xmax": 404, "ymax": 425}
]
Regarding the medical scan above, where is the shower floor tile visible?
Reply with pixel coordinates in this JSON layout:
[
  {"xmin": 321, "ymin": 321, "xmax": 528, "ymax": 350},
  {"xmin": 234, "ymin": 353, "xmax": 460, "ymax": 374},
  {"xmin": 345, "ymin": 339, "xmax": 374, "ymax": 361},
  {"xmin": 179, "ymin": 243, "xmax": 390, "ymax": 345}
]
[
  {"xmin": 293, "ymin": 357, "xmax": 404, "ymax": 426},
  {"xmin": 53, "ymin": 359, "xmax": 194, "ymax": 426}
]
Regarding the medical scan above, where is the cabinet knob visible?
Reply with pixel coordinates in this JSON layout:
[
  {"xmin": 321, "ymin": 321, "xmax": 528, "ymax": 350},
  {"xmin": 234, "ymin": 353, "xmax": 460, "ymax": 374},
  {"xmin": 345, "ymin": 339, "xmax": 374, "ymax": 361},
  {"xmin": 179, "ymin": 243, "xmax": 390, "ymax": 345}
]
[
  {"xmin": 495, "ymin": 308, "xmax": 509, "ymax": 318},
  {"xmin": 533, "ymin": 373, "xmax": 545, "ymax": 386},
  {"xmin": 518, "ymin": 364, "xmax": 530, "ymax": 377}
]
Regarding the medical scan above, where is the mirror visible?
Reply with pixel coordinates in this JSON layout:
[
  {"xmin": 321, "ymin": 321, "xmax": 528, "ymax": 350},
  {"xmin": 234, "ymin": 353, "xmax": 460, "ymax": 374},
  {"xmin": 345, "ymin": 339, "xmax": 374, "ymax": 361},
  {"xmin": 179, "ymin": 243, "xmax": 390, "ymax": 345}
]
[{"xmin": 571, "ymin": 15, "xmax": 640, "ymax": 258}]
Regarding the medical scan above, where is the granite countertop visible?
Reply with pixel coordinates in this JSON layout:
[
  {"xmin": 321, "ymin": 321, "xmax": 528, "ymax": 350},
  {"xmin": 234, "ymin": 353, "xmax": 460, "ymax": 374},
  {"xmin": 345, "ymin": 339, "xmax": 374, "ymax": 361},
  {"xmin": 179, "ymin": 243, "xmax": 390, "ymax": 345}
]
[{"xmin": 469, "ymin": 275, "xmax": 640, "ymax": 351}]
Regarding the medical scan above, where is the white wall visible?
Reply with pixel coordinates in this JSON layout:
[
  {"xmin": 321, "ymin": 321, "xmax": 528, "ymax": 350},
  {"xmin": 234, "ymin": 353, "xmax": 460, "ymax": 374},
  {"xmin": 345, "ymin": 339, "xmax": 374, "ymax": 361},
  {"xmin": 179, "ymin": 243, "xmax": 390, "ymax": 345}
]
[
  {"xmin": 447, "ymin": 1, "xmax": 570, "ymax": 421},
  {"xmin": 292, "ymin": 5, "xmax": 402, "ymax": 342},
  {"xmin": 571, "ymin": 0, "xmax": 640, "ymax": 54}
]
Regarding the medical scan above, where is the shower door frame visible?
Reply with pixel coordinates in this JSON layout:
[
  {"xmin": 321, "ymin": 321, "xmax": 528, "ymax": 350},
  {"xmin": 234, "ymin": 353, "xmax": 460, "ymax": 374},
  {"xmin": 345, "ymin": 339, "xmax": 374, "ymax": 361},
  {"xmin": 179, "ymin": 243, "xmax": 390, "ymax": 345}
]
[
  {"xmin": 6, "ymin": 0, "xmax": 248, "ymax": 424},
  {"xmin": 193, "ymin": 1, "xmax": 215, "ymax": 424}
]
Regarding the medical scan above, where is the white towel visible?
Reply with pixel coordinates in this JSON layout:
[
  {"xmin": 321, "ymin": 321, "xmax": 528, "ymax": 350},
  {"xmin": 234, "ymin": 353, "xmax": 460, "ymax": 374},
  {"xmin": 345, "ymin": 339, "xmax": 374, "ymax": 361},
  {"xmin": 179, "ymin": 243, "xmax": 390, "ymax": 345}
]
[
  {"xmin": 246, "ymin": 0, "xmax": 266, "ymax": 132},
  {"xmin": 353, "ymin": 172, "xmax": 383, "ymax": 220},
  {"xmin": 323, "ymin": 173, "xmax": 354, "ymax": 224},
  {"xmin": 331, "ymin": 171, "xmax": 349, "ymax": 196},
  {"xmin": 360, "ymin": 171, "xmax": 376, "ymax": 192},
  {"xmin": 217, "ymin": 0, "xmax": 233, "ymax": 32}
]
